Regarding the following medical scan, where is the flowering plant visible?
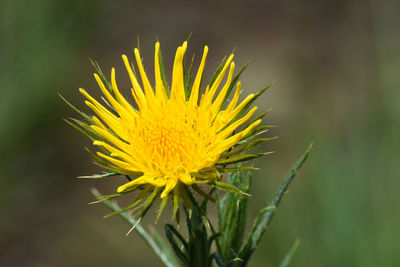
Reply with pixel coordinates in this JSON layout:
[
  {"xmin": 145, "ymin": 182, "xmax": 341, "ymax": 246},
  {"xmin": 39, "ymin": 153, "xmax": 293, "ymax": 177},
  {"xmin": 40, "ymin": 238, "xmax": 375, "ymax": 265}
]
[{"xmin": 62, "ymin": 40, "xmax": 312, "ymax": 267}]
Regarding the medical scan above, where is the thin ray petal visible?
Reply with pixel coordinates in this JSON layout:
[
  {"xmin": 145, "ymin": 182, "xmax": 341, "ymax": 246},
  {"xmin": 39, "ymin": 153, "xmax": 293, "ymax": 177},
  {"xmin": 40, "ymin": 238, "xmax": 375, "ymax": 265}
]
[
  {"xmin": 154, "ymin": 42, "xmax": 167, "ymax": 101},
  {"xmin": 122, "ymin": 54, "xmax": 147, "ymax": 109},
  {"xmin": 189, "ymin": 45, "xmax": 208, "ymax": 106},
  {"xmin": 134, "ymin": 48, "xmax": 156, "ymax": 103}
]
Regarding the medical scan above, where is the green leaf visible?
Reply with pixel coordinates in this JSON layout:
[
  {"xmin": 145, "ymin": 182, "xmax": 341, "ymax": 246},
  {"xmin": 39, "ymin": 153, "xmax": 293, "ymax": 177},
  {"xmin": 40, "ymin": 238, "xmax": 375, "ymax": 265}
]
[
  {"xmin": 217, "ymin": 166, "xmax": 259, "ymax": 173},
  {"xmin": 185, "ymin": 32, "xmax": 193, "ymax": 43},
  {"xmin": 126, "ymin": 189, "xmax": 159, "ymax": 236},
  {"xmin": 88, "ymin": 193, "xmax": 122, "ymax": 204},
  {"xmin": 191, "ymin": 184, "xmax": 216, "ymax": 203},
  {"xmin": 129, "ymin": 187, "xmax": 160, "ymax": 219},
  {"xmin": 184, "ymin": 192, "xmax": 215, "ymax": 267},
  {"xmin": 85, "ymin": 147, "xmax": 139, "ymax": 175},
  {"xmin": 217, "ymin": 170, "xmax": 252, "ymax": 262},
  {"xmin": 89, "ymin": 185, "xmax": 140, "ymax": 204},
  {"xmin": 238, "ymin": 125, "xmax": 276, "ymax": 145},
  {"xmin": 63, "ymin": 118, "xmax": 95, "ymax": 141},
  {"xmin": 184, "ymin": 54, "xmax": 195, "ymax": 100},
  {"xmin": 91, "ymin": 188, "xmax": 179, "ymax": 267},
  {"xmin": 280, "ymin": 239, "xmax": 301, "ymax": 267},
  {"xmin": 59, "ymin": 93, "xmax": 93, "ymax": 123},
  {"xmin": 156, "ymin": 195, "xmax": 169, "ymax": 223},
  {"xmin": 103, "ymin": 185, "xmax": 152, "ymax": 218},
  {"xmin": 69, "ymin": 118, "xmax": 100, "ymax": 138},
  {"xmin": 213, "ymin": 181, "xmax": 249, "ymax": 196},
  {"xmin": 165, "ymin": 226, "xmax": 190, "ymax": 266},
  {"xmin": 166, "ymin": 223, "xmax": 189, "ymax": 250},
  {"xmin": 64, "ymin": 116, "xmax": 123, "ymax": 167},
  {"xmin": 221, "ymin": 137, "xmax": 277, "ymax": 158},
  {"xmin": 238, "ymin": 143, "xmax": 313, "ymax": 265},
  {"xmin": 90, "ymin": 59, "xmax": 113, "ymax": 93},
  {"xmin": 78, "ymin": 172, "xmax": 119, "ymax": 179},
  {"xmin": 172, "ymin": 186, "xmax": 180, "ymax": 222},
  {"xmin": 216, "ymin": 153, "xmax": 271, "ymax": 165},
  {"xmin": 71, "ymin": 118, "xmax": 120, "ymax": 147}
]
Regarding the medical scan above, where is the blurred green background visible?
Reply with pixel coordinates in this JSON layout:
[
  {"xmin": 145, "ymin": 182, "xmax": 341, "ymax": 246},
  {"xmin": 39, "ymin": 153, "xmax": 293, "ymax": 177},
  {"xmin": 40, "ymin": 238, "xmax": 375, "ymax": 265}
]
[{"xmin": 1, "ymin": 0, "xmax": 399, "ymax": 266}]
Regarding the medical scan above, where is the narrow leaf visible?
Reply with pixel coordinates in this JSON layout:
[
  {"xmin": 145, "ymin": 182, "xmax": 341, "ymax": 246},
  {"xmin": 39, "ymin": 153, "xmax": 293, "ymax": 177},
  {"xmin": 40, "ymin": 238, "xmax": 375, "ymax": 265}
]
[
  {"xmin": 217, "ymin": 170, "xmax": 252, "ymax": 262},
  {"xmin": 63, "ymin": 118, "xmax": 95, "ymax": 141},
  {"xmin": 221, "ymin": 137, "xmax": 277, "ymax": 158},
  {"xmin": 165, "ymin": 224, "xmax": 190, "ymax": 266},
  {"xmin": 156, "ymin": 195, "xmax": 169, "ymax": 223},
  {"xmin": 104, "ymin": 186, "xmax": 152, "ymax": 218},
  {"xmin": 90, "ymin": 59, "xmax": 113, "ymax": 93},
  {"xmin": 213, "ymin": 181, "xmax": 250, "ymax": 196},
  {"xmin": 85, "ymin": 147, "xmax": 138, "ymax": 175},
  {"xmin": 184, "ymin": 54, "xmax": 195, "ymax": 100},
  {"xmin": 165, "ymin": 224, "xmax": 189, "ymax": 250},
  {"xmin": 59, "ymin": 93, "xmax": 93, "ymax": 123},
  {"xmin": 78, "ymin": 172, "xmax": 119, "ymax": 179},
  {"xmin": 69, "ymin": 118, "xmax": 102, "ymax": 140},
  {"xmin": 238, "ymin": 143, "xmax": 313, "ymax": 264},
  {"xmin": 129, "ymin": 187, "xmax": 159, "ymax": 218},
  {"xmin": 192, "ymin": 184, "xmax": 217, "ymax": 203},
  {"xmin": 216, "ymin": 153, "xmax": 271, "ymax": 165},
  {"xmin": 217, "ymin": 166, "xmax": 259, "ymax": 173},
  {"xmin": 280, "ymin": 239, "xmax": 301, "ymax": 267},
  {"xmin": 238, "ymin": 125, "xmax": 276, "ymax": 144}
]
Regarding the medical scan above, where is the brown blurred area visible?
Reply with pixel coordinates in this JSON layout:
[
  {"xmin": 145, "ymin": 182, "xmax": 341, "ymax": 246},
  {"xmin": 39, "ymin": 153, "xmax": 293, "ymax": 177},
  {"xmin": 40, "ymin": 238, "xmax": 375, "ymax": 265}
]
[{"xmin": 1, "ymin": 0, "xmax": 400, "ymax": 266}]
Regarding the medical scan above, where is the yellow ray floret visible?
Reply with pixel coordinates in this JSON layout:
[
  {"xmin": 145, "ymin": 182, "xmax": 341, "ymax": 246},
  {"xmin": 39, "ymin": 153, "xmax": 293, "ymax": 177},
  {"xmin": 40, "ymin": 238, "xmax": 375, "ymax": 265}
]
[{"xmin": 76, "ymin": 41, "xmax": 268, "ymax": 219}]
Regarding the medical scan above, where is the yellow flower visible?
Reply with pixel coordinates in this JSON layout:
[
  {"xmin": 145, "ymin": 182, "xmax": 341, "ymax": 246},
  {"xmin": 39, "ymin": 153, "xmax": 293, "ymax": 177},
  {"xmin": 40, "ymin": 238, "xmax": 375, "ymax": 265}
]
[{"xmin": 65, "ymin": 41, "xmax": 272, "ymax": 220}]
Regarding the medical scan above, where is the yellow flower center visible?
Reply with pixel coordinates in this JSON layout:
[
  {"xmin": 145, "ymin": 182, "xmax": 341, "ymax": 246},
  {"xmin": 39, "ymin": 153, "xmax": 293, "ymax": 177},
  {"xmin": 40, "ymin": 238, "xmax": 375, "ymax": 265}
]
[
  {"xmin": 145, "ymin": 116, "xmax": 194, "ymax": 163},
  {"xmin": 138, "ymin": 103, "xmax": 198, "ymax": 173}
]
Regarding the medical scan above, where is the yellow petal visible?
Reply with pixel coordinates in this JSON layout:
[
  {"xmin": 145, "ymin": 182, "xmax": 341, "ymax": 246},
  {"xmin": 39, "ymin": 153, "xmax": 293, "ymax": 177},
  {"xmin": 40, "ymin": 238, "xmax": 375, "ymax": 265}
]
[
  {"xmin": 213, "ymin": 119, "xmax": 261, "ymax": 154},
  {"xmin": 110, "ymin": 68, "xmax": 137, "ymax": 115},
  {"xmin": 216, "ymin": 106, "xmax": 257, "ymax": 141},
  {"xmin": 93, "ymin": 73, "xmax": 132, "ymax": 122},
  {"xmin": 171, "ymin": 42, "xmax": 187, "ymax": 103},
  {"xmin": 154, "ymin": 42, "xmax": 168, "ymax": 101},
  {"xmin": 117, "ymin": 175, "xmax": 148, "ymax": 192},
  {"xmin": 189, "ymin": 46, "xmax": 208, "ymax": 106},
  {"xmin": 179, "ymin": 173, "xmax": 194, "ymax": 185},
  {"xmin": 203, "ymin": 54, "xmax": 234, "ymax": 107},
  {"xmin": 210, "ymin": 61, "xmax": 235, "ymax": 116},
  {"xmin": 134, "ymin": 48, "xmax": 156, "ymax": 103},
  {"xmin": 122, "ymin": 54, "xmax": 147, "ymax": 109},
  {"xmin": 161, "ymin": 178, "xmax": 178, "ymax": 198}
]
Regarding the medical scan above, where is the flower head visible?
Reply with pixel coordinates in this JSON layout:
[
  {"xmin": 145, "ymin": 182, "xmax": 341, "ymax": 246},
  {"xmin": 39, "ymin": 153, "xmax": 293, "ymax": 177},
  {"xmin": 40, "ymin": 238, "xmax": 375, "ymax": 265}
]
[{"xmin": 65, "ymin": 41, "xmax": 272, "ymax": 220}]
